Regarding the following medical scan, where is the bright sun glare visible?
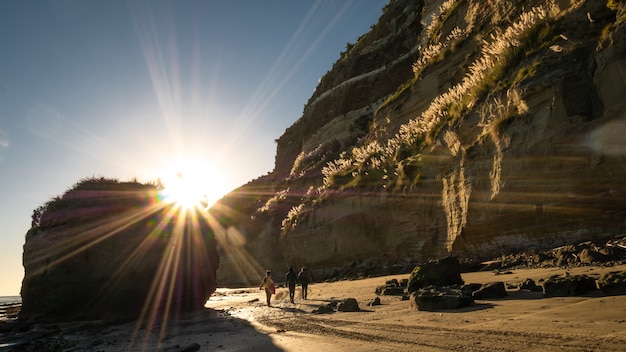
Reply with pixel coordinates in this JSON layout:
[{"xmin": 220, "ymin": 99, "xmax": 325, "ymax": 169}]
[{"xmin": 159, "ymin": 160, "xmax": 223, "ymax": 210}]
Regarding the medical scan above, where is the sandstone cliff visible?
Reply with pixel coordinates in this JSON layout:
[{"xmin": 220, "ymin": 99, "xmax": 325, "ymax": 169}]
[
  {"xmin": 211, "ymin": 0, "xmax": 626, "ymax": 286},
  {"xmin": 20, "ymin": 178, "xmax": 219, "ymax": 322}
]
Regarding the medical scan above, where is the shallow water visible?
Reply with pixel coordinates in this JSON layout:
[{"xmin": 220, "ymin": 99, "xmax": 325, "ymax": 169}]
[{"xmin": 0, "ymin": 296, "xmax": 21, "ymax": 322}]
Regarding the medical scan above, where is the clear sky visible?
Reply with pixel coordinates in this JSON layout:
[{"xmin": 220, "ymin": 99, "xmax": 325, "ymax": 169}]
[{"xmin": 0, "ymin": 0, "xmax": 388, "ymax": 296}]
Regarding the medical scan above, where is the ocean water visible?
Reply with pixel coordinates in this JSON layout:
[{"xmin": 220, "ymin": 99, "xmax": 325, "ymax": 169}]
[
  {"xmin": 0, "ymin": 296, "xmax": 21, "ymax": 305},
  {"xmin": 0, "ymin": 296, "xmax": 21, "ymax": 322}
]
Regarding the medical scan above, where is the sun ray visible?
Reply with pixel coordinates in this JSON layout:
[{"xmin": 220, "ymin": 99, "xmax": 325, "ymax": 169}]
[
  {"xmin": 200, "ymin": 203, "xmax": 265, "ymax": 285},
  {"xmin": 129, "ymin": 204, "xmax": 190, "ymax": 347},
  {"xmin": 24, "ymin": 194, "xmax": 168, "ymax": 279}
]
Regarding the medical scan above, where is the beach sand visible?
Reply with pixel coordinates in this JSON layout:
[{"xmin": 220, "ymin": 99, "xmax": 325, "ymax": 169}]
[{"xmin": 3, "ymin": 265, "xmax": 626, "ymax": 351}]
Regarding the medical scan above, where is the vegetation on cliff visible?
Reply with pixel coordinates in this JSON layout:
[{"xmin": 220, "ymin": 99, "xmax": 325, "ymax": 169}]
[{"xmin": 212, "ymin": 0, "xmax": 626, "ymax": 286}]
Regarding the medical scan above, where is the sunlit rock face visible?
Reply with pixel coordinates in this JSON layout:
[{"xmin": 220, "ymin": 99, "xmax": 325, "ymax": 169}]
[
  {"xmin": 20, "ymin": 178, "xmax": 219, "ymax": 322},
  {"xmin": 212, "ymin": 0, "xmax": 626, "ymax": 286}
]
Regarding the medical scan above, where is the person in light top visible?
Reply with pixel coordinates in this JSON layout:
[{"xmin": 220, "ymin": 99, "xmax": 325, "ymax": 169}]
[{"xmin": 259, "ymin": 270, "xmax": 275, "ymax": 307}]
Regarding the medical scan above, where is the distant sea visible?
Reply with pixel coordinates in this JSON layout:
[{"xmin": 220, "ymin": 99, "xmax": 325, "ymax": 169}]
[
  {"xmin": 0, "ymin": 296, "xmax": 21, "ymax": 305},
  {"xmin": 0, "ymin": 296, "xmax": 21, "ymax": 322}
]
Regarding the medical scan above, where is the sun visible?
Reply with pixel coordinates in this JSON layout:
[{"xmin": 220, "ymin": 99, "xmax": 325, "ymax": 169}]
[{"xmin": 159, "ymin": 160, "xmax": 224, "ymax": 210}]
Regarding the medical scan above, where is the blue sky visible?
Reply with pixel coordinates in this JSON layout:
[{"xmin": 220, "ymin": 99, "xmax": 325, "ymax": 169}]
[{"xmin": 0, "ymin": 0, "xmax": 388, "ymax": 296}]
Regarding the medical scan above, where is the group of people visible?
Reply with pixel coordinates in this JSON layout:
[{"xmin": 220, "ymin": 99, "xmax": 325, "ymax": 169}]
[{"xmin": 259, "ymin": 266, "xmax": 311, "ymax": 306}]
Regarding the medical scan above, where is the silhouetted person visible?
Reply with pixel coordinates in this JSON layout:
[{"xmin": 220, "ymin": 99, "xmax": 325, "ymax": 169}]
[
  {"xmin": 259, "ymin": 270, "xmax": 275, "ymax": 307},
  {"xmin": 285, "ymin": 267, "xmax": 297, "ymax": 303},
  {"xmin": 298, "ymin": 266, "xmax": 311, "ymax": 299}
]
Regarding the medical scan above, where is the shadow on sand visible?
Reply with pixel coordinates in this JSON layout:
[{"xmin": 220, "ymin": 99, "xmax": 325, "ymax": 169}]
[{"xmin": 0, "ymin": 308, "xmax": 286, "ymax": 352}]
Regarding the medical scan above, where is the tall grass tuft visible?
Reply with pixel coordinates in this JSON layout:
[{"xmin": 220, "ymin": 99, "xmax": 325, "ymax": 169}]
[{"xmin": 321, "ymin": 4, "xmax": 553, "ymax": 191}]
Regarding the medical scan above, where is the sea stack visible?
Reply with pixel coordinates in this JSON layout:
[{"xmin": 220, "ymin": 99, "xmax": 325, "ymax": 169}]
[{"xmin": 20, "ymin": 177, "xmax": 219, "ymax": 322}]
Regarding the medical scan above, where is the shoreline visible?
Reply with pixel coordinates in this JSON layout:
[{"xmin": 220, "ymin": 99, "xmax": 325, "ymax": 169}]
[{"xmin": 2, "ymin": 264, "xmax": 626, "ymax": 351}]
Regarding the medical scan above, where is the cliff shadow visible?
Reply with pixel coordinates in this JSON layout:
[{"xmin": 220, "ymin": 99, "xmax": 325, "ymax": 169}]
[{"xmin": 2, "ymin": 308, "xmax": 285, "ymax": 352}]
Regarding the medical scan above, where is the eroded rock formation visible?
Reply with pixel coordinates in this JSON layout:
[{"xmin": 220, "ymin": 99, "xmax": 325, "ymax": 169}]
[
  {"xmin": 20, "ymin": 178, "xmax": 218, "ymax": 322},
  {"xmin": 211, "ymin": 0, "xmax": 626, "ymax": 286}
]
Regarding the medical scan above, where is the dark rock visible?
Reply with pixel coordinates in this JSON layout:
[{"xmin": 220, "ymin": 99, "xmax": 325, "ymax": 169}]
[
  {"xmin": 399, "ymin": 279, "xmax": 409, "ymax": 288},
  {"xmin": 461, "ymin": 283, "xmax": 482, "ymax": 297},
  {"xmin": 383, "ymin": 287, "xmax": 405, "ymax": 295},
  {"xmin": 313, "ymin": 305, "xmax": 335, "ymax": 314},
  {"xmin": 376, "ymin": 277, "xmax": 405, "ymax": 295},
  {"xmin": 578, "ymin": 248, "xmax": 611, "ymax": 265},
  {"xmin": 337, "ymin": 298, "xmax": 360, "ymax": 312},
  {"xmin": 519, "ymin": 278, "xmax": 542, "ymax": 292},
  {"xmin": 543, "ymin": 275, "xmax": 598, "ymax": 297},
  {"xmin": 459, "ymin": 259, "xmax": 482, "ymax": 272},
  {"xmin": 368, "ymin": 297, "xmax": 381, "ymax": 306},
  {"xmin": 472, "ymin": 282, "xmax": 507, "ymax": 300},
  {"xmin": 386, "ymin": 279, "xmax": 399, "ymax": 286},
  {"xmin": 479, "ymin": 261, "xmax": 502, "ymax": 272},
  {"xmin": 407, "ymin": 257, "xmax": 464, "ymax": 294},
  {"xmin": 597, "ymin": 271, "xmax": 626, "ymax": 296},
  {"xmin": 410, "ymin": 286, "xmax": 473, "ymax": 311}
]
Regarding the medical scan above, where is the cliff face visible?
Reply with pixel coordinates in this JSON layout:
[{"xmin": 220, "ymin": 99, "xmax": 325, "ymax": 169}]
[
  {"xmin": 20, "ymin": 178, "xmax": 219, "ymax": 322},
  {"xmin": 274, "ymin": 0, "xmax": 423, "ymax": 176},
  {"xmin": 212, "ymin": 0, "xmax": 626, "ymax": 286}
]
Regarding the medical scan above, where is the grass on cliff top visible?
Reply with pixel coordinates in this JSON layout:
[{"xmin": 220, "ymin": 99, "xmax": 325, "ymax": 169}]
[{"xmin": 31, "ymin": 176, "xmax": 160, "ymax": 232}]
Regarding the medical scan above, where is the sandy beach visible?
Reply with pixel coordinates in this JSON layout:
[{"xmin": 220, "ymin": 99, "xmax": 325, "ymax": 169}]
[{"xmin": 4, "ymin": 264, "xmax": 626, "ymax": 351}]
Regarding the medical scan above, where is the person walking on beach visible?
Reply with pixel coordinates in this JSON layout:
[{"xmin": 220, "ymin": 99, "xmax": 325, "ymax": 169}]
[
  {"xmin": 285, "ymin": 267, "xmax": 297, "ymax": 303},
  {"xmin": 298, "ymin": 266, "xmax": 311, "ymax": 300},
  {"xmin": 259, "ymin": 270, "xmax": 275, "ymax": 307}
]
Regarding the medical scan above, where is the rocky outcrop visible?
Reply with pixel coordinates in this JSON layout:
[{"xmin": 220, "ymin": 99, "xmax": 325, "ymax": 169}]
[
  {"xmin": 469, "ymin": 237, "xmax": 626, "ymax": 271},
  {"xmin": 20, "ymin": 178, "xmax": 219, "ymax": 322},
  {"xmin": 407, "ymin": 256, "xmax": 464, "ymax": 293},
  {"xmin": 211, "ymin": 0, "xmax": 626, "ymax": 287},
  {"xmin": 542, "ymin": 275, "xmax": 598, "ymax": 297}
]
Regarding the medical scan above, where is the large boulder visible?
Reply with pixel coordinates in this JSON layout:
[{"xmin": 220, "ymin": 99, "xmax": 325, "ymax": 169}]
[
  {"xmin": 20, "ymin": 178, "xmax": 219, "ymax": 322},
  {"xmin": 337, "ymin": 298, "xmax": 360, "ymax": 312},
  {"xmin": 410, "ymin": 286, "xmax": 473, "ymax": 311},
  {"xmin": 597, "ymin": 271, "xmax": 626, "ymax": 296},
  {"xmin": 542, "ymin": 275, "xmax": 597, "ymax": 297},
  {"xmin": 407, "ymin": 257, "xmax": 464, "ymax": 294}
]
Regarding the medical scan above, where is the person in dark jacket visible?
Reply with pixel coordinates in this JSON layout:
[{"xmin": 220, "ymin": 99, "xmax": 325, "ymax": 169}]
[
  {"xmin": 285, "ymin": 266, "xmax": 297, "ymax": 303},
  {"xmin": 298, "ymin": 266, "xmax": 311, "ymax": 299}
]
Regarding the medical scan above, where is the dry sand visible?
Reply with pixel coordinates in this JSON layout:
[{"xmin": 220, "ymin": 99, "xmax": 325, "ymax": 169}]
[{"xmin": 7, "ymin": 265, "xmax": 626, "ymax": 351}]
